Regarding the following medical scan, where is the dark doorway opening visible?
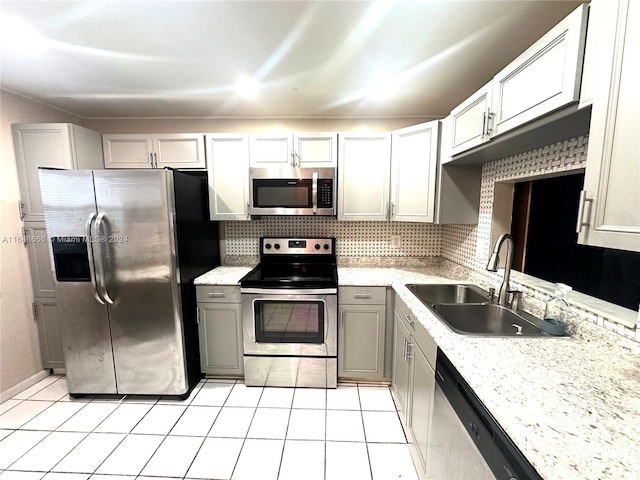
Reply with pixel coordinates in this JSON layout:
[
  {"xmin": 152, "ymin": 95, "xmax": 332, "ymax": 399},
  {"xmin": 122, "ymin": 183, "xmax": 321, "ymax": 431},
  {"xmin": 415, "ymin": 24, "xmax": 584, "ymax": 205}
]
[{"xmin": 512, "ymin": 173, "xmax": 640, "ymax": 311}]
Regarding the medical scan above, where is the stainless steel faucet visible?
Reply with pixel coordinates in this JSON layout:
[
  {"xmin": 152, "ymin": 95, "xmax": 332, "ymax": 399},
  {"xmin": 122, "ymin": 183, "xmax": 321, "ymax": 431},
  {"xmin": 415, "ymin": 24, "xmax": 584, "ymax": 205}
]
[{"xmin": 486, "ymin": 233, "xmax": 514, "ymax": 307}]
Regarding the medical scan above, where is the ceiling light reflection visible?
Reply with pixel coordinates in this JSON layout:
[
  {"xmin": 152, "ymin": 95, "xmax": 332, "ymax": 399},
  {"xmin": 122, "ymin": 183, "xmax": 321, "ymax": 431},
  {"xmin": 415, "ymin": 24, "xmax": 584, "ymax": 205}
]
[
  {"xmin": 235, "ymin": 76, "xmax": 260, "ymax": 98},
  {"xmin": 0, "ymin": 13, "xmax": 47, "ymax": 55}
]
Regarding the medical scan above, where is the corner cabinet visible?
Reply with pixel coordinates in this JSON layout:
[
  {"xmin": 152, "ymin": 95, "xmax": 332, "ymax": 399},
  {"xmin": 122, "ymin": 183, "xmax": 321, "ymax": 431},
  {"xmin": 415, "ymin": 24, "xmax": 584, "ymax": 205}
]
[
  {"xmin": 390, "ymin": 121, "xmax": 440, "ymax": 223},
  {"xmin": 338, "ymin": 287, "xmax": 386, "ymax": 380},
  {"xmin": 578, "ymin": 0, "xmax": 640, "ymax": 252},
  {"xmin": 392, "ymin": 294, "xmax": 437, "ymax": 478},
  {"xmin": 338, "ymin": 132, "xmax": 392, "ymax": 221},
  {"xmin": 206, "ymin": 134, "xmax": 251, "ymax": 221},
  {"xmin": 249, "ymin": 132, "xmax": 337, "ymax": 167},
  {"xmin": 103, "ymin": 133, "xmax": 206, "ymax": 170},
  {"xmin": 196, "ymin": 285, "xmax": 244, "ymax": 377},
  {"xmin": 447, "ymin": 81, "xmax": 493, "ymax": 156}
]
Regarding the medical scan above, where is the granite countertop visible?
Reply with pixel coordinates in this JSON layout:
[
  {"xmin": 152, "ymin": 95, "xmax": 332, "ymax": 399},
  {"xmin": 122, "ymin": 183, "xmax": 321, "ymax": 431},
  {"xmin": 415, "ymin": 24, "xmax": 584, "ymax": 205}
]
[{"xmin": 195, "ymin": 265, "xmax": 640, "ymax": 480}]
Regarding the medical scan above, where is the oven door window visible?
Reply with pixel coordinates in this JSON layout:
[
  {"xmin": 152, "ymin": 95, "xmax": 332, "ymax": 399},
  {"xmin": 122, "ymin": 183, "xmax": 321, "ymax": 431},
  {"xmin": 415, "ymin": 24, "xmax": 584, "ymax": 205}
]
[
  {"xmin": 253, "ymin": 179, "xmax": 312, "ymax": 208},
  {"xmin": 254, "ymin": 300, "xmax": 324, "ymax": 344}
]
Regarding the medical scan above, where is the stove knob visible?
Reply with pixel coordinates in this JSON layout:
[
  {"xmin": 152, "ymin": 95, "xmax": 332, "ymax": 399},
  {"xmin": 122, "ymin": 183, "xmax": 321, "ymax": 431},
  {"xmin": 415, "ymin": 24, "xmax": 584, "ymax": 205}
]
[
  {"xmin": 314, "ymin": 244, "xmax": 321, "ymax": 250},
  {"xmin": 264, "ymin": 243, "xmax": 272, "ymax": 250},
  {"xmin": 274, "ymin": 243, "xmax": 280, "ymax": 250},
  {"xmin": 323, "ymin": 243, "xmax": 330, "ymax": 250}
]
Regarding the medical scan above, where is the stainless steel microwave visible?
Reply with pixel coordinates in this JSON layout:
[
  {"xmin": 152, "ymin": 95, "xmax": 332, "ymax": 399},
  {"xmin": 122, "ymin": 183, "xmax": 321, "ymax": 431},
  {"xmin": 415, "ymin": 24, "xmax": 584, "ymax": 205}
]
[{"xmin": 249, "ymin": 167, "xmax": 336, "ymax": 216}]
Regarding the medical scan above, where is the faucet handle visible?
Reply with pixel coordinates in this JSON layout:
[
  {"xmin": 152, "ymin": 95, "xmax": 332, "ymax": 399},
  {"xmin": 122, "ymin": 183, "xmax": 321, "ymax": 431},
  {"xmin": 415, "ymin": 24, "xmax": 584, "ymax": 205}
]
[
  {"xmin": 506, "ymin": 290, "xmax": 523, "ymax": 311},
  {"xmin": 488, "ymin": 287, "xmax": 496, "ymax": 303}
]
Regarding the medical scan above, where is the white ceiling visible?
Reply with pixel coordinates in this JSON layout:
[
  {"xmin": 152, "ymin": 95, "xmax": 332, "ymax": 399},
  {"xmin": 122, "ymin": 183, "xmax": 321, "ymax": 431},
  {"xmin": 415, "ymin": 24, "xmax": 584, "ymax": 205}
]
[{"xmin": 0, "ymin": 1, "xmax": 584, "ymax": 119}]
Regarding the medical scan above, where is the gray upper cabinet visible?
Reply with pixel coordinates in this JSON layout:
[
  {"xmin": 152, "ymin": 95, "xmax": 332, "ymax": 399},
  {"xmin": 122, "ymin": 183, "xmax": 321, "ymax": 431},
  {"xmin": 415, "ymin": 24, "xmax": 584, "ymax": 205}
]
[
  {"xmin": 103, "ymin": 133, "xmax": 206, "ymax": 169},
  {"xmin": 390, "ymin": 121, "xmax": 440, "ymax": 223},
  {"xmin": 206, "ymin": 133, "xmax": 251, "ymax": 221},
  {"xmin": 446, "ymin": 81, "xmax": 493, "ymax": 157},
  {"xmin": 444, "ymin": 4, "xmax": 588, "ymax": 159},
  {"xmin": 13, "ymin": 123, "xmax": 104, "ymax": 223},
  {"xmin": 338, "ymin": 132, "xmax": 392, "ymax": 221},
  {"xmin": 249, "ymin": 132, "xmax": 337, "ymax": 167},
  {"xmin": 490, "ymin": 5, "xmax": 588, "ymax": 136},
  {"xmin": 578, "ymin": 0, "xmax": 640, "ymax": 252}
]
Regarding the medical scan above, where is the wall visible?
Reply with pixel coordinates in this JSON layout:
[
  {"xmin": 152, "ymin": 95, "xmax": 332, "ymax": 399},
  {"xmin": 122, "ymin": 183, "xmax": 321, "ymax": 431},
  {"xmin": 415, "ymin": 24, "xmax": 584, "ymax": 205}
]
[{"xmin": 0, "ymin": 89, "xmax": 83, "ymax": 393}]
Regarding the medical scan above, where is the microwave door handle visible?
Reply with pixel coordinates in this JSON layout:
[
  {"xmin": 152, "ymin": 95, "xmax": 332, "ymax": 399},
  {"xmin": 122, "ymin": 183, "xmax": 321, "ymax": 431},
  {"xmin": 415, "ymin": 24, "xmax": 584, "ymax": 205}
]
[{"xmin": 312, "ymin": 172, "xmax": 318, "ymax": 215}]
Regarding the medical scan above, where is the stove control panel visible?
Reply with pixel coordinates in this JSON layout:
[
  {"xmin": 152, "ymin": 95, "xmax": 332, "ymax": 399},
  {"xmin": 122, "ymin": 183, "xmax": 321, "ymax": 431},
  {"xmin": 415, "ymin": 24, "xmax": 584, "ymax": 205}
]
[{"xmin": 261, "ymin": 237, "xmax": 334, "ymax": 255}]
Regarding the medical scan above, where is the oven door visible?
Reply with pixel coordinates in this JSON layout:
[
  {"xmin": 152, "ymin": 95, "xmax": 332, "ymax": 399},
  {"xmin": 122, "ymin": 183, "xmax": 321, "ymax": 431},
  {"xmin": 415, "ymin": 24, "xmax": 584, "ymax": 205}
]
[{"xmin": 242, "ymin": 291, "xmax": 337, "ymax": 357}]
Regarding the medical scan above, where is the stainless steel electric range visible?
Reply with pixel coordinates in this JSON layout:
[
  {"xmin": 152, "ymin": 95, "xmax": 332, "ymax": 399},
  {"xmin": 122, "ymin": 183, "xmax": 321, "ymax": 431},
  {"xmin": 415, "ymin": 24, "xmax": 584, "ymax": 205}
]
[{"xmin": 240, "ymin": 237, "xmax": 338, "ymax": 388}]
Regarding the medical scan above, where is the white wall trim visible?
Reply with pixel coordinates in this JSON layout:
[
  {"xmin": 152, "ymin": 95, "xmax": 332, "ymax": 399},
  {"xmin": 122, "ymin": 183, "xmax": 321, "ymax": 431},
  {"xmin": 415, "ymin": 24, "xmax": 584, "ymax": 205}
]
[{"xmin": 0, "ymin": 369, "xmax": 50, "ymax": 403}]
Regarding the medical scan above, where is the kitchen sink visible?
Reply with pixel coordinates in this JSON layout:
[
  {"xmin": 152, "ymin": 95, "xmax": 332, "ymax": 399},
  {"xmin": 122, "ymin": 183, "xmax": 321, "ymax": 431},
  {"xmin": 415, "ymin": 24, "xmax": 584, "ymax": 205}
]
[
  {"xmin": 406, "ymin": 283, "xmax": 489, "ymax": 307},
  {"xmin": 405, "ymin": 283, "xmax": 551, "ymax": 337},
  {"xmin": 431, "ymin": 303, "xmax": 543, "ymax": 336}
]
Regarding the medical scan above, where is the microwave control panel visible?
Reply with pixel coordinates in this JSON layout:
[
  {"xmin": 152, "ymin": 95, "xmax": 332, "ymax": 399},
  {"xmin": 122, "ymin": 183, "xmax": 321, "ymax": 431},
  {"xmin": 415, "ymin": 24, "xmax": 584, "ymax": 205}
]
[{"xmin": 318, "ymin": 179, "xmax": 334, "ymax": 208}]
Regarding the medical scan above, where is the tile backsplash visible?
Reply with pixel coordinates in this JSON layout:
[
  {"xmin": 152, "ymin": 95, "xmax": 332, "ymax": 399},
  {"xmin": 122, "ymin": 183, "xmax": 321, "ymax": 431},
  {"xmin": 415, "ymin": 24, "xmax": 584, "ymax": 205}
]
[{"xmin": 225, "ymin": 217, "xmax": 441, "ymax": 257}]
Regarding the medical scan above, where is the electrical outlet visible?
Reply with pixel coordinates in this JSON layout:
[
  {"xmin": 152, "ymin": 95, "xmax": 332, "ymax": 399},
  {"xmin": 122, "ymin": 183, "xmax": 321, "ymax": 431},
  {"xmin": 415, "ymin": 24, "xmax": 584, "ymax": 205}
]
[{"xmin": 391, "ymin": 235, "xmax": 401, "ymax": 248}]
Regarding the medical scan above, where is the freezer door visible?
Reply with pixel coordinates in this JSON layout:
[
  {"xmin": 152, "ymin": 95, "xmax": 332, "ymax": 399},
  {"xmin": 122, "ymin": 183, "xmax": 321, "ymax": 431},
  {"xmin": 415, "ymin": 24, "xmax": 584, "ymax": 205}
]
[
  {"xmin": 93, "ymin": 170, "xmax": 187, "ymax": 395},
  {"xmin": 38, "ymin": 169, "xmax": 117, "ymax": 394}
]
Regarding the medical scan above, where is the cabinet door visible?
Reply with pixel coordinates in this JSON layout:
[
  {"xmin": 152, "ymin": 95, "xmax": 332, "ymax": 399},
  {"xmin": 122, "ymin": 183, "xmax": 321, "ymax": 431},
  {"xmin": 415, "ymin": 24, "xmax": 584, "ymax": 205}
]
[
  {"xmin": 491, "ymin": 5, "xmax": 588, "ymax": 136},
  {"xmin": 391, "ymin": 312, "xmax": 412, "ymax": 422},
  {"xmin": 293, "ymin": 133, "xmax": 338, "ymax": 167},
  {"xmin": 391, "ymin": 121, "xmax": 440, "ymax": 223},
  {"xmin": 34, "ymin": 298, "xmax": 65, "ymax": 369},
  {"xmin": 206, "ymin": 134, "xmax": 250, "ymax": 221},
  {"xmin": 407, "ymin": 343, "xmax": 435, "ymax": 474},
  {"xmin": 448, "ymin": 82, "xmax": 493, "ymax": 156},
  {"xmin": 103, "ymin": 134, "xmax": 153, "ymax": 168},
  {"xmin": 249, "ymin": 134, "xmax": 292, "ymax": 166},
  {"xmin": 579, "ymin": 0, "xmax": 640, "ymax": 252},
  {"xmin": 338, "ymin": 304, "xmax": 385, "ymax": 380},
  {"xmin": 338, "ymin": 133, "xmax": 391, "ymax": 221},
  {"xmin": 198, "ymin": 303, "xmax": 244, "ymax": 376},
  {"xmin": 154, "ymin": 134, "xmax": 206, "ymax": 169},
  {"xmin": 24, "ymin": 224, "xmax": 56, "ymax": 298},
  {"xmin": 13, "ymin": 124, "xmax": 74, "ymax": 222}
]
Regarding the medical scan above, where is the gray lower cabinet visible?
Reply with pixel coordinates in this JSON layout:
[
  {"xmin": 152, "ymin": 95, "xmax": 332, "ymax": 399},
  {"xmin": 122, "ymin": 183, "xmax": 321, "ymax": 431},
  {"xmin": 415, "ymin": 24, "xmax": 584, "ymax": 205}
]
[
  {"xmin": 33, "ymin": 298, "xmax": 65, "ymax": 369},
  {"xmin": 392, "ymin": 294, "xmax": 437, "ymax": 479},
  {"xmin": 338, "ymin": 286, "xmax": 386, "ymax": 380},
  {"xmin": 196, "ymin": 286, "xmax": 243, "ymax": 377}
]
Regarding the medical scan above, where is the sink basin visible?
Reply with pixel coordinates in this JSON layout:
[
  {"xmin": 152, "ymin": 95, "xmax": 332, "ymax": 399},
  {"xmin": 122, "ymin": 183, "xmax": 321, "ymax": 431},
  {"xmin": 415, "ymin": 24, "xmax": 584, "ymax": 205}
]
[
  {"xmin": 406, "ymin": 283, "xmax": 489, "ymax": 307},
  {"xmin": 432, "ymin": 304, "xmax": 543, "ymax": 336}
]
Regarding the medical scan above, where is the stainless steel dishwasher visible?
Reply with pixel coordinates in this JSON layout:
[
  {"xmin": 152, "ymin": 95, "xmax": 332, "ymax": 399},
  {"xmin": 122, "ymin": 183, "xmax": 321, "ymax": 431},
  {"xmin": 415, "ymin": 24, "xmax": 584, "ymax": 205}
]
[{"xmin": 426, "ymin": 349, "xmax": 542, "ymax": 480}]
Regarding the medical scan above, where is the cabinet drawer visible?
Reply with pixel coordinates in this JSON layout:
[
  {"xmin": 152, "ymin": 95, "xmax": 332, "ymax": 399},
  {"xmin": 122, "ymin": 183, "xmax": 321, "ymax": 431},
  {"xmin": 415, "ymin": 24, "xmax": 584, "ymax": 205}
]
[
  {"xmin": 339, "ymin": 286, "xmax": 386, "ymax": 305},
  {"xmin": 196, "ymin": 285, "xmax": 241, "ymax": 303}
]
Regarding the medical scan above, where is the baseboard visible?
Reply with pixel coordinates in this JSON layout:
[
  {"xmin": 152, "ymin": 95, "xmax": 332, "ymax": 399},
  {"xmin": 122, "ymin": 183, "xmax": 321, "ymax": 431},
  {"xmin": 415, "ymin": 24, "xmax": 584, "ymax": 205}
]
[{"xmin": 0, "ymin": 370, "xmax": 50, "ymax": 403}]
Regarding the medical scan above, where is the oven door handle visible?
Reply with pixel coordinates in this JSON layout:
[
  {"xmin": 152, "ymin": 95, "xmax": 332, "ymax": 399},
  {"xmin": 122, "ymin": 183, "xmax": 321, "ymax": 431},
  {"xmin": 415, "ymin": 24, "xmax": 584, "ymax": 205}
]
[{"xmin": 240, "ymin": 287, "xmax": 337, "ymax": 295}]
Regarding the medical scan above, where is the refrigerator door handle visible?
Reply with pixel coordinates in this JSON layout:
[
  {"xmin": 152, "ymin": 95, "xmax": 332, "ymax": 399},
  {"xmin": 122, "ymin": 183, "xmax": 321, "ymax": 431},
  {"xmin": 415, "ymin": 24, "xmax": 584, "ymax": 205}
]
[
  {"xmin": 92, "ymin": 212, "xmax": 115, "ymax": 305},
  {"xmin": 85, "ymin": 213, "xmax": 105, "ymax": 304}
]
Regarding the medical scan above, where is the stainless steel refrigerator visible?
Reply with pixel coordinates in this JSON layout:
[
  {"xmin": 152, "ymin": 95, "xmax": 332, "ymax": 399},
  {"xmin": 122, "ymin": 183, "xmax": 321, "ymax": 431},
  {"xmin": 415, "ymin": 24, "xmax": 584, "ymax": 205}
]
[{"xmin": 39, "ymin": 168, "xmax": 219, "ymax": 397}]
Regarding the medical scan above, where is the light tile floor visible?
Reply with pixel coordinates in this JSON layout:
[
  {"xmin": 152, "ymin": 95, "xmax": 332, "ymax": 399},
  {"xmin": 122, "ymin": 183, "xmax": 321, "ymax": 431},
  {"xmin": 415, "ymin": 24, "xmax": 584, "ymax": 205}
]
[{"xmin": 0, "ymin": 376, "xmax": 419, "ymax": 480}]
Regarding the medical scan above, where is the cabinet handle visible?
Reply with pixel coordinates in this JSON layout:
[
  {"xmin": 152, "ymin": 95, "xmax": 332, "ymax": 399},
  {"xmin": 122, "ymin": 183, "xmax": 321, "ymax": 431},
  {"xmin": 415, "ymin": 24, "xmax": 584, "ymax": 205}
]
[
  {"xmin": 485, "ymin": 111, "xmax": 495, "ymax": 136},
  {"xmin": 340, "ymin": 310, "xmax": 344, "ymax": 328},
  {"xmin": 208, "ymin": 292, "xmax": 226, "ymax": 298},
  {"xmin": 196, "ymin": 308, "xmax": 200, "ymax": 324},
  {"xmin": 153, "ymin": 152, "xmax": 158, "ymax": 169},
  {"xmin": 391, "ymin": 202, "xmax": 395, "ymax": 219},
  {"xmin": 481, "ymin": 111, "xmax": 487, "ymax": 138},
  {"xmin": 149, "ymin": 153, "xmax": 154, "ymax": 167},
  {"xmin": 21, "ymin": 228, "xmax": 28, "ymax": 248},
  {"xmin": 246, "ymin": 202, "xmax": 251, "ymax": 219},
  {"xmin": 353, "ymin": 293, "xmax": 372, "ymax": 299},
  {"xmin": 402, "ymin": 337, "xmax": 407, "ymax": 361},
  {"xmin": 18, "ymin": 201, "xmax": 26, "ymax": 220},
  {"xmin": 403, "ymin": 313, "xmax": 414, "ymax": 326},
  {"xmin": 406, "ymin": 340, "xmax": 413, "ymax": 360},
  {"xmin": 576, "ymin": 190, "xmax": 593, "ymax": 233},
  {"xmin": 290, "ymin": 151, "xmax": 296, "ymax": 167},
  {"xmin": 32, "ymin": 303, "xmax": 39, "ymax": 321}
]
